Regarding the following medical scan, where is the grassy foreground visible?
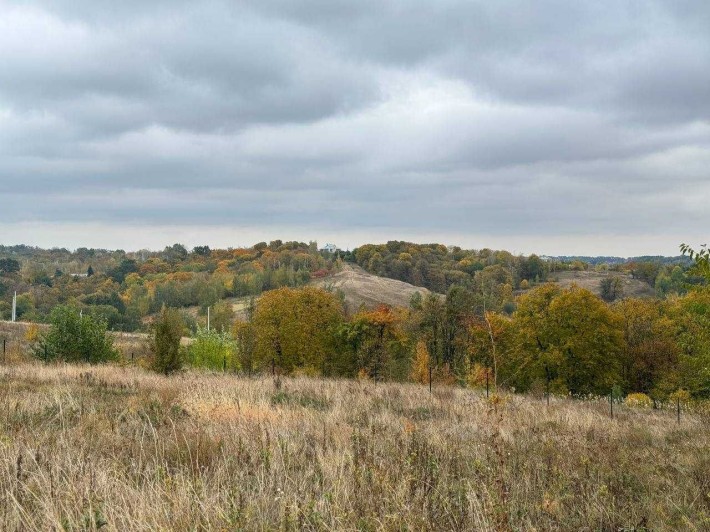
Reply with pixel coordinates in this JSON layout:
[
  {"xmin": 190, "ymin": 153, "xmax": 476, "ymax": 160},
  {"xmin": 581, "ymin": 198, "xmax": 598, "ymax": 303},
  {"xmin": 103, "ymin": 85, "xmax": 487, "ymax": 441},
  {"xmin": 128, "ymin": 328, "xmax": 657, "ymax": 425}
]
[{"xmin": 0, "ymin": 365, "xmax": 708, "ymax": 531}]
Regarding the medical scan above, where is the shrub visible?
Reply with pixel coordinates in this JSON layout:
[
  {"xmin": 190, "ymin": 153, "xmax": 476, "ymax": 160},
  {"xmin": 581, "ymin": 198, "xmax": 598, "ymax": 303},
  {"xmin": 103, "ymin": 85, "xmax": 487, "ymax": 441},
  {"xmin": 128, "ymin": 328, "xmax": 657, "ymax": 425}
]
[
  {"xmin": 25, "ymin": 323, "xmax": 40, "ymax": 343},
  {"xmin": 625, "ymin": 392, "xmax": 652, "ymax": 408},
  {"xmin": 151, "ymin": 307, "xmax": 185, "ymax": 375},
  {"xmin": 36, "ymin": 305, "xmax": 118, "ymax": 363},
  {"xmin": 669, "ymin": 388, "xmax": 691, "ymax": 404},
  {"xmin": 187, "ymin": 326, "xmax": 237, "ymax": 371},
  {"xmin": 208, "ymin": 300, "xmax": 235, "ymax": 333}
]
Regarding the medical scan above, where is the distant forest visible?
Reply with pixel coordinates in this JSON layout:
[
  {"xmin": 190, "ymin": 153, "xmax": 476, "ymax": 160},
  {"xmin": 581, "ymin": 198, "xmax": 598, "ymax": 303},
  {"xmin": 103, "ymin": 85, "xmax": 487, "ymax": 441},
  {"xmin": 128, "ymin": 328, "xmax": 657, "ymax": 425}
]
[
  {"xmin": 0, "ymin": 241, "xmax": 700, "ymax": 331},
  {"xmin": 352, "ymin": 241, "xmax": 698, "ymax": 297}
]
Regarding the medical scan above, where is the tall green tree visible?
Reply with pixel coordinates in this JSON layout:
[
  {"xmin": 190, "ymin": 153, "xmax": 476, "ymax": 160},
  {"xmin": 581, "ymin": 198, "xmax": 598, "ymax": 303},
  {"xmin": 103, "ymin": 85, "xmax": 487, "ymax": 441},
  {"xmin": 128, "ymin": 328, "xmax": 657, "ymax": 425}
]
[{"xmin": 151, "ymin": 307, "xmax": 185, "ymax": 375}]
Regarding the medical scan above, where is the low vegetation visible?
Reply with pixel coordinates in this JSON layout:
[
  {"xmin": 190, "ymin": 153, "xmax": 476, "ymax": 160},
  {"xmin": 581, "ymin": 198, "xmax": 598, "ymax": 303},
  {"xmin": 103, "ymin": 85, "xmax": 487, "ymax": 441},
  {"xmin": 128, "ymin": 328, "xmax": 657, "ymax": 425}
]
[{"xmin": 0, "ymin": 364, "xmax": 707, "ymax": 530}]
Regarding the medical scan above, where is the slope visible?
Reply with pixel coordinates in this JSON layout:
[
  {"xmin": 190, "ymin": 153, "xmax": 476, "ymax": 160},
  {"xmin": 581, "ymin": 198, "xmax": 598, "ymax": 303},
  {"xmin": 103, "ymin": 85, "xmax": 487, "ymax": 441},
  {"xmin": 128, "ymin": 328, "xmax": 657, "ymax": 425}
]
[{"xmin": 310, "ymin": 263, "xmax": 431, "ymax": 312}]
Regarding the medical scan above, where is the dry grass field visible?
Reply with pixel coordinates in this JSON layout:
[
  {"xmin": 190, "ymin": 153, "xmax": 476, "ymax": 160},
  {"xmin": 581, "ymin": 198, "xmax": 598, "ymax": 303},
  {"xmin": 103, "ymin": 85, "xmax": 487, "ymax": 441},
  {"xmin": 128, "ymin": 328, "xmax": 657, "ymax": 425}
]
[
  {"xmin": 0, "ymin": 363, "xmax": 707, "ymax": 531},
  {"xmin": 551, "ymin": 271, "xmax": 656, "ymax": 299}
]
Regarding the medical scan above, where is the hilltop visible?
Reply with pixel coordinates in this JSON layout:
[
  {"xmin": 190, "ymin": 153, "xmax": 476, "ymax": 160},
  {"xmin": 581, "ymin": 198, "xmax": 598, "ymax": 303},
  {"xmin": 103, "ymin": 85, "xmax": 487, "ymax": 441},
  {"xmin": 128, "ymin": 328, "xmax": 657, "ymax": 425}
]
[
  {"xmin": 549, "ymin": 270, "xmax": 657, "ymax": 299},
  {"xmin": 310, "ymin": 263, "xmax": 431, "ymax": 311}
]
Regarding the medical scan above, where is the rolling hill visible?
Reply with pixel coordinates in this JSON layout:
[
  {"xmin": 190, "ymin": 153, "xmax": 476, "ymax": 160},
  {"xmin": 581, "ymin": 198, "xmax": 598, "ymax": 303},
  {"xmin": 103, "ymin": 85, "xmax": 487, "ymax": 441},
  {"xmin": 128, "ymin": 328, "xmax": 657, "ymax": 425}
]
[
  {"xmin": 550, "ymin": 270, "xmax": 656, "ymax": 299},
  {"xmin": 310, "ymin": 263, "xmax": 431, "ymax": 312}
]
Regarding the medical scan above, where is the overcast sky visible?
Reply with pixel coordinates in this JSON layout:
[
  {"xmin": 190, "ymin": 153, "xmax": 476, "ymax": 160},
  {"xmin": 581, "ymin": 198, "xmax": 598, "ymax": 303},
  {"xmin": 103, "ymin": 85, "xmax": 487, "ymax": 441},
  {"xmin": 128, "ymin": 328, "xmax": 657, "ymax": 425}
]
[{"xmin": 1, "ymin": 1, "xmax": 708, "ymax": 256}]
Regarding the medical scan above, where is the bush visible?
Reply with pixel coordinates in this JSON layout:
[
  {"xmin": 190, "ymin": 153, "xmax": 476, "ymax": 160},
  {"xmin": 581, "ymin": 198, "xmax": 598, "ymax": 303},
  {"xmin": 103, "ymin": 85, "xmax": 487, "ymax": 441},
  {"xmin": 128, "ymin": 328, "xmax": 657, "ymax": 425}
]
[
  {"xmin": 625, "ymin": 392, "xmax": 652, "ymax": 408},
  {"xmin": 669, "ymin": 388, "xmax": 691, "ymax": 404},
  {"xmin": 36, "ymin": 305, "xmax": 118, "ymax": 363},
  {"xmin": 187, "ymin": 326, "xmax": 237, "ymax": 371},
  {"xmin": 151, "ymin": 307, "xmax": 185, "ymax": 375}
]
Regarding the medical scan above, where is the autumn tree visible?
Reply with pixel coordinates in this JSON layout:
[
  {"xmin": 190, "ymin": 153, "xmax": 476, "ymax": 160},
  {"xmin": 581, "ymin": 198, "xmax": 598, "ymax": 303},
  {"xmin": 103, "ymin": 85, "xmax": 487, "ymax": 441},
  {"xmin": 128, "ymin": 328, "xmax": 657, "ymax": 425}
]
[
  {"xmin": 614, "ymin": 298, "xmax": 678, "ymax": 397},
  {"xmin": 410, "ymin": 340, "xmax": 431, "ymax": 384},
  {"xmin": 418, "ymin": 293, "xmax": 446, "ymax": 366},
  {"xmin": 252, "ymin": 287, "xmax": 344, "ymax": 375},
  {"xmin": 513, "ymin": 284, "xmax": 624, "ymax": 395},
  {"xmin": 233, "ymin": 320, "xmax": 257, "ymax": 374},
  {"xmin": 342, "ymin": 305, "xmax": 409, "ymax": 380},
  {"xmin": 668, "ymin": 287, "xmax": 710, "ymax": 397},
  {"xmin": 468, "ymin": 311, "xmax": 513, "ymax": 389}
]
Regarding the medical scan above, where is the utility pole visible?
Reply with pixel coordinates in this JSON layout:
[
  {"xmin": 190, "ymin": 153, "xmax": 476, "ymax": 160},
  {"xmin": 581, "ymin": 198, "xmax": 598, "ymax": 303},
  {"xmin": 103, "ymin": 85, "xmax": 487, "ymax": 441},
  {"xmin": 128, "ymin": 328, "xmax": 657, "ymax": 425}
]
[
  {"xmin": 11, "ymin": 292, "xmax": 16, "ymax": 322},
  {"xmin": 207, "ymin": 306, "xmax": 210, "ymax": 331}
]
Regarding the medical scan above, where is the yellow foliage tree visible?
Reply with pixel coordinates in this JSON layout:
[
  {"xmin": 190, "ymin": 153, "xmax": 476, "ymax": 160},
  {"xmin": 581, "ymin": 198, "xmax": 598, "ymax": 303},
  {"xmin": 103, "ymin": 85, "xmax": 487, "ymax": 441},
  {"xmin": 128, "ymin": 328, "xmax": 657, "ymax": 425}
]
[
  {"xmin": 411, "ymin": 340, "xmax": 430, "ymax": 384},
  {"xmin": 513, "ymin": 284, "xmax": 624, "ymax": 395},
  {"xmin": 252, "ymin": 286, "xmax": 344, "ymax": 375}
]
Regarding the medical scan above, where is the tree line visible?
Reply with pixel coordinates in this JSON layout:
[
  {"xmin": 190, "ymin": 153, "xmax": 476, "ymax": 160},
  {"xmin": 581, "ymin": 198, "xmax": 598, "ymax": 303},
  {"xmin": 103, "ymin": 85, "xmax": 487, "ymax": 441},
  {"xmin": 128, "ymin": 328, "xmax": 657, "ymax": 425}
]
[{"xmin": 34, "ymin": 280, "xmax": 710, "ymax": 402}]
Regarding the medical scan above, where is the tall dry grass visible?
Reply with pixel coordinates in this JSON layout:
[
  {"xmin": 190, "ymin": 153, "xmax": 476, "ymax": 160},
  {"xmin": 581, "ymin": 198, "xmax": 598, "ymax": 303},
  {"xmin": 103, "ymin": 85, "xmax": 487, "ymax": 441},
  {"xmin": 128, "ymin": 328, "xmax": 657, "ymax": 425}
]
[{"xmin": 0, "ymin": 362, "xmax": 707, "ymax": 530}]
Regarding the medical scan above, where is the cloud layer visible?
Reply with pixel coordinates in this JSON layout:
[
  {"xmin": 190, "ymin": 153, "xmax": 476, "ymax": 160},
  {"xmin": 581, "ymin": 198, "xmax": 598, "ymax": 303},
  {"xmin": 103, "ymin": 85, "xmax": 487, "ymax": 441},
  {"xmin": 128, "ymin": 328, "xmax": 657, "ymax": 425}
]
[{"xmin": 1, "ymin": 0, "xmax": 708, "ymax": 254}]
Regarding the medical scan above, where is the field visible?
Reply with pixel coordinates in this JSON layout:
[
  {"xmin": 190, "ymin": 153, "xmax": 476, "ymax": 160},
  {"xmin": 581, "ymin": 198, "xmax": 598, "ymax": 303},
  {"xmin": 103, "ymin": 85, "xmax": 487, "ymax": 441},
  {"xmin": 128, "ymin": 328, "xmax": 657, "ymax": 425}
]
[
  {"xmin": 551, "ymin": 271, "xmax": 656, "ymax": 299},
  {"xmin": 0, "ymin": 363, "xmax": 707, "ymax": 530}
]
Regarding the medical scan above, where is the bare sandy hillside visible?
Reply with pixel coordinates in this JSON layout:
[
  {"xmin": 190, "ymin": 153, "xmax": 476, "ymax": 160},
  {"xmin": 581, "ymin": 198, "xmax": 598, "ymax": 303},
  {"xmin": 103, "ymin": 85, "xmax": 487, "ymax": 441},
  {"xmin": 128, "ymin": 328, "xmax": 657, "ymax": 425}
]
[
  {"xmin": 550, "ymin": 270, "xmax": 656, "ymax": 299},
  {"xmin": 311, "ymin": 263, "xmax": 432, "ymax": 312}
]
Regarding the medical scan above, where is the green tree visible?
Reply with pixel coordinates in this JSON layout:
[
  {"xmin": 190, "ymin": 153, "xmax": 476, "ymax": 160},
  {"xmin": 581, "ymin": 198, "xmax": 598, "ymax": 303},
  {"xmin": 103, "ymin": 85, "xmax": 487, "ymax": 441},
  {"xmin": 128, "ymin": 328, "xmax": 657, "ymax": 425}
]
[
  {"xmin": 680, "ymin": 243, "xmax": 710, "ymax": 281},
  {"xmin": 210, "ymin": 300, "xmax": 235, "ymax": 332},
  {"xmin": 513, "ymin": 285, "xmax": 624, "ymax": 395},
  {"xmin": 151, "ymin": 307, "xmax": 185, "ymax": 375},
  {"xmin": 669, "ymin": 288, "xmax": 710, "ymax": 397},
  {"xmin": 192, "ymin": 245, "xmax": 211, "ymax": 256},
  {"xmin": 600, "ymin": 276, "xmax": 624, "ymax": 302},
  {"xmin": 36, "ymin": 305, "xmax": 118, "ymax": 363},
  {"xmin": 0, "ymin": 258, "xmax": 21, "ymax": 274}
]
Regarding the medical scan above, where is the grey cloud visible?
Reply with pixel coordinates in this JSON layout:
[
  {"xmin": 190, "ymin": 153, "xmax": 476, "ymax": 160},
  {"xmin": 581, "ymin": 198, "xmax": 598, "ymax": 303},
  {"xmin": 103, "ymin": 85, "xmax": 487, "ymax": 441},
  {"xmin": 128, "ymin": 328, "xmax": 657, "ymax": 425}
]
[{"xmin": 0, "ymin": 0, "xmax": 709, "ymax": 254}]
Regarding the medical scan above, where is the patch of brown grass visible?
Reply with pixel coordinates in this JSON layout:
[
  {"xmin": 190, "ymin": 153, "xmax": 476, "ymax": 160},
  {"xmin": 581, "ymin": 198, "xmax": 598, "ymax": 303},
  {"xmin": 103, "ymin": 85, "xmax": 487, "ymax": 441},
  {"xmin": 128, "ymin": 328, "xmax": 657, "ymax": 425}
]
[{"xmin": 0, "ymin": 363, "xmax": 707, "ymax": 530}]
